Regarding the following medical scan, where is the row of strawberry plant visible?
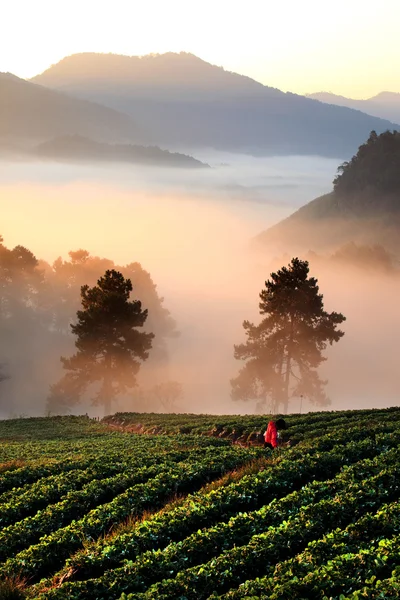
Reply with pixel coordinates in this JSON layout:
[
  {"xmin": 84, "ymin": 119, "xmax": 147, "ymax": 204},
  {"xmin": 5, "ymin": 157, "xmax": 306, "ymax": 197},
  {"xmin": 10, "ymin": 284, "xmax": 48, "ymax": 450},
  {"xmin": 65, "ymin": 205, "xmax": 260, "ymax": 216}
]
[
  {"xmin": 298, "ymin": 418, "xmax": 400, "ymax": 455},
  {"xmin": 0, "ymin": 444, "xmax": 230, "ymax": 559},
  {"xmin": 0, "ymin": 457, "xmax": 104, "ymax": 495},
  {"xmin": 348, "ymin": 574, "xmax": 400, "ymax": 599},
  {"xmin": 0, "ymin": 453, "xmax": 136, "ymax": 504},
  {"xmin": 0, "ymin": 447, "xmax": 254, "ymax": 582},
  {"xmin": 0, "ymin": 433, "xmax": 229, "ymax": 494},
  {"xmin": 47, "ymin": 428, "xmax": 400, "ymax": 586},
  {"xmin": 0, "ymin": 462, "xmax": 168, "ymax": 562},
  {"xmin": 0, "ymin": 452, "xmax": 170, "ymax": 530},
  {"xmin": 0, "ymin": 415, "xmax": 106, "ymax": 440},
  {"xmin": 127, "ymin": 459, "xmax": 400, "ymax": 600},
  {"xmin": 223, "ymin": 499, "xmax": 400, "ymax": 598},
  {"xmin": 0, "ymin": 434, "xmax": 136, "ymax": 462},
  {"xmin": 106, "ymin": 407, "xmax": 400, "ymax": 437},
  {"xmin": 43, "ymin": 432, "xmax": 384, "ymax": 588},
  {"xmin": 51, "ymin": 440, "xmax": 400, "ymax": 587},
  {"xmin": 0, "ymin": 437, "xmax": 160, "ymax": 490},
  {"xmin": 284, "ymin": 411, "xmax": 400, "ymax": 445},
  {"xmin": 40, "ymin": 430, "xmax": 336, "ymax": 584},
  {"xmin": 0, "ymin": 428, "xmax": 225, "ymax": 465},
  {"xmin": 33, "ymin": 436, "xmax": 399, "ymax": 596},
  {"xmin": 0, "ymin": 442, "xmax": 215, "ymax": 523},
  {"xmin": 39, "ymin": 442, "xmax": 400, "ymax": 598},
  {"xmin": 0, "ymin": 468, "xmax": 98, "ymax": 529},
  {"xmin": 267, "ymin": 534, "xmax": 400, "ymax": 600}
]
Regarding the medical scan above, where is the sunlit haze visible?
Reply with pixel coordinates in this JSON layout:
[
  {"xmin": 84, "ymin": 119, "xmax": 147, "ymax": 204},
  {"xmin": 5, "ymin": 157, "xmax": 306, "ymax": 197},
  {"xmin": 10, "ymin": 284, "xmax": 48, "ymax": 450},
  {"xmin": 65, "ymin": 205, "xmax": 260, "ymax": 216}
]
[
  {"xmin": 1, "ymin": 0, "xmax": 399, "ymax": 97},
  {"xmin": 2, "ymin": 154, "xmax": 400, "ymax": 415},
  {"xmin": 1, "ymin": 4, "xmax": 400, "ymax": 418},
  {"xmin": 2, "ymin": 11, "xmax": 400, "ymax": 596}
]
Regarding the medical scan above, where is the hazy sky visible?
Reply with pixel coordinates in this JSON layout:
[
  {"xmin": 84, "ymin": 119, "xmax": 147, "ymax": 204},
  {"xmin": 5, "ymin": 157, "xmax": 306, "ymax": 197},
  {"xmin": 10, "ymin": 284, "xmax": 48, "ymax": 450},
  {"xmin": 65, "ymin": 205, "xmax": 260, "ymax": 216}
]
[{"xmin": 1, "ymin": 0, "xmax": 398, "ymax": 98}]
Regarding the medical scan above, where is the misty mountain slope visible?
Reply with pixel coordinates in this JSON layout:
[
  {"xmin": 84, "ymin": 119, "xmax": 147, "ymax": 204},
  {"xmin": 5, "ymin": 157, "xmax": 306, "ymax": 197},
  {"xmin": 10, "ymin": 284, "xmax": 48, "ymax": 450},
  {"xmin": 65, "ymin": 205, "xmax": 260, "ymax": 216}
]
[
  {"xmin": 307, "ymin": 91, "xmax": 400, "ymax": 126},
  {"xmin": 34, "ymin": 135, "xmax": 209, "ymax": 168},
  {"xmin": 31, "ymin": 52, "xmax": 399, "ymax": 158},
  {"xmin": 256, "ymin": 130, "xmax": 400, "ymax": 253},
  {"xmin": 31, "ymin": 52, "xmax": 275, "ymax": 97},
  {"xmin": 0, "ymin": 72, "xmax": 142, "ymax": 144}
]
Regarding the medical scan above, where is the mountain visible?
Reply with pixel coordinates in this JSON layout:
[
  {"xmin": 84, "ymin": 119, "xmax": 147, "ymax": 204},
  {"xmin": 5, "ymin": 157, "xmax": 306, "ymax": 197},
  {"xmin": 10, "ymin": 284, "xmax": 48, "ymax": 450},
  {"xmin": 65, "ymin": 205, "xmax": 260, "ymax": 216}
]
[
  {"xmin": 255, "ymin": 131, "xmax": 400, "ymax": 254},
  {"xmin": 31, "ymin": 52, "xmax": 399, "ymax": 159},
  {"xmin": 0, "ymin": 72, "xmax": 141, "ymax": 145},
  {"xmin": 307, "ymin": 91, "xmax": 400, "ymax": 126},
  {"xmin": 34, "ymin": 135, "xmax": 209, "ymax": 168}
]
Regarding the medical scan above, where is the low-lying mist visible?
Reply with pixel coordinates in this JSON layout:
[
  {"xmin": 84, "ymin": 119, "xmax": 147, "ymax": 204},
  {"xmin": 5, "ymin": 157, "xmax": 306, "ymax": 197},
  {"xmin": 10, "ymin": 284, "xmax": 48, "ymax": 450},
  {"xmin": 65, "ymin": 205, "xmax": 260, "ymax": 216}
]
[{"xmin": 1, "ymin": 152, "xmax": 397, "ymax": 417}]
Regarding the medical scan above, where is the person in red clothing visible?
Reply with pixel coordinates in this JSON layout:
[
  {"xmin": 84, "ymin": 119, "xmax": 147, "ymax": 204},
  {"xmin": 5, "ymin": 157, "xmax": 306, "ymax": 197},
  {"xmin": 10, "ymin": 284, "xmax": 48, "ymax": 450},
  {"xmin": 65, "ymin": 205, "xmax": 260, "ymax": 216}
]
[{"xmin": 264, "ymin": 418, "xmax": 287, "ymax": 449}]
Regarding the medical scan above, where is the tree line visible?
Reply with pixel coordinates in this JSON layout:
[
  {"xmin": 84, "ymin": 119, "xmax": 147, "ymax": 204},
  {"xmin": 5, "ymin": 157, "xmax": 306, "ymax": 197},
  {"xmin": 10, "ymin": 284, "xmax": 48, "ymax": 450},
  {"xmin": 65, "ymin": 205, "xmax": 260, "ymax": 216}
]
[
  {"xmin": 0, "ymin": 238, "xmax": 179, "ymax": 415},
  {"xmin": 0, "ymin": 236, "xmax": 346, "ymax": 416}
]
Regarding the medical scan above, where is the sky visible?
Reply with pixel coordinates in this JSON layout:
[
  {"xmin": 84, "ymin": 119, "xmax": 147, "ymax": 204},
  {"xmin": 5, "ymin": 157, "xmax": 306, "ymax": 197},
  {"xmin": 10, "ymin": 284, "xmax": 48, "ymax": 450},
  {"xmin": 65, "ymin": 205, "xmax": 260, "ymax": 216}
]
[{"xmin": 1, "ymin": 0, "xmax": 399, "ymax": 98}]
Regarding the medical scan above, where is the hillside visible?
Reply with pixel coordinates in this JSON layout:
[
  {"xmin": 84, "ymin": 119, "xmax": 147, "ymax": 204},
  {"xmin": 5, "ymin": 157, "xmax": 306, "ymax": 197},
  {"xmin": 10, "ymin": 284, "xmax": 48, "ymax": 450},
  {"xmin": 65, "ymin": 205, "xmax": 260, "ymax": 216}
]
[
  {"xmin": 0, "ymin": 72, "xmax": 141, "ymax": 145},
  {"xmin": 34, "ymin": 135, "xmax": 209, "ymax": 168},
  {"xmin": 31, "ymin": 52, "xmax": 399, "ymax": 158},
  {"xmin": 256, "ymin": 130, "xmax": 400, "ymax": 253},
  {"xmin": 1, "ymin": 411, "xmax": 400, "ymax": 599},
  {"xmin": 308, "ymin": 91, "xmax": 400, "ymax": 126}
]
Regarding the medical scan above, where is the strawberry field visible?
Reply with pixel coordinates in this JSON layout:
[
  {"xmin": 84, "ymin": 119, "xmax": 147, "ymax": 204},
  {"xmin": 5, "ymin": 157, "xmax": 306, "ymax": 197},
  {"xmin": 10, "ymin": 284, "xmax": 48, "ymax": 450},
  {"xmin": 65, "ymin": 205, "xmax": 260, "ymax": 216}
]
[{"xmin": 1, "ymin": 410, "xmax": 400, "ymax": 599}]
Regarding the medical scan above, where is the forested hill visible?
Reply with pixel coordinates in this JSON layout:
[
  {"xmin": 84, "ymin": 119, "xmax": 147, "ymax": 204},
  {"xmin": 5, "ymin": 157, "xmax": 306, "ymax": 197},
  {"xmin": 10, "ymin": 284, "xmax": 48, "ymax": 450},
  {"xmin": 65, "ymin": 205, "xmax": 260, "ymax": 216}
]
[
  {"xmin": 256, "ymin": 131, "xmax": 400, "ymax": 253},
  {"xmin": 333, "ymin": 130, "xmax": 400, "ymax": 197},
  {"xmin": 34, "ymin": 135, "xmax": 209, "ymax": 168}
]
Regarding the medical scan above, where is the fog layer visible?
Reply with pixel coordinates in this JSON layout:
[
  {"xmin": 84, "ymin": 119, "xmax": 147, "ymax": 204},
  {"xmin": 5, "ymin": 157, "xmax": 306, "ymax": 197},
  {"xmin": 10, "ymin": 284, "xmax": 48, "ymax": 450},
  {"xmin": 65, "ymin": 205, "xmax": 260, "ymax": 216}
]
[{"xmin": 1, "ymin": 152, "xmax": 397, "ymax": 417}]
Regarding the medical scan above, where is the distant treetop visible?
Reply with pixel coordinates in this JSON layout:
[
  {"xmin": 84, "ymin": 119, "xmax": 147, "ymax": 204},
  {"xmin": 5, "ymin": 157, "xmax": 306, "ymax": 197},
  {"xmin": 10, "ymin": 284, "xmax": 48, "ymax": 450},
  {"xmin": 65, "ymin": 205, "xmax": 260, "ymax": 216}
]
[{"xmin": 333, "ymin": 130, "xmax": 400, "ymax": 196}]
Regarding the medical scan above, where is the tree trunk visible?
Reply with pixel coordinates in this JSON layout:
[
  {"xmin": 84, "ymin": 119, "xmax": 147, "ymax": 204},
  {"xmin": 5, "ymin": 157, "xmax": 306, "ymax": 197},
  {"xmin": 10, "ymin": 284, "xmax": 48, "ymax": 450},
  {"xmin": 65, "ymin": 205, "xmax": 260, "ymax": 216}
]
[
  {"xmin": 282, "ymin": 359, "xmax": 290, "ymax": 414},
  {"xmin": 276, "ymin": 344, "xmax": 285, "ymax": 413},
  {"xmin": 103, "ymin": 353, "xmax": 113, "ymax": 417},
  {"xmin": 282, "ymin": 315, "xmax": 294, "ymax": 414}
]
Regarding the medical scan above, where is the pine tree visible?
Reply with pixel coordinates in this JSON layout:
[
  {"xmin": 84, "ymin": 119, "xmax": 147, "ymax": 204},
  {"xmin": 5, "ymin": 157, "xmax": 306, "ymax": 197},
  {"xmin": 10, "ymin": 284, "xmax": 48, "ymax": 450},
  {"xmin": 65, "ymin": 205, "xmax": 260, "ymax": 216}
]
[
  {"xmin": 231, "ymin": 258, "xmax": 345, "ymax": 413},
  {"xmin": 49, "ymin": 269, "xmax": 154, "ymax": 415}
]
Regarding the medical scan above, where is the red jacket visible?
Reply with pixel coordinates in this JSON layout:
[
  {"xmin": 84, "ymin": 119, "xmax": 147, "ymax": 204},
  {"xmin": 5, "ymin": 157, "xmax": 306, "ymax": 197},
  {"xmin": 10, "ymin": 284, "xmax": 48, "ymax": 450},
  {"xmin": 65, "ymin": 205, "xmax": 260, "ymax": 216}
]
[{"xmin": 264, "ymin": 421, "xmax": 278, "ymax": 448}]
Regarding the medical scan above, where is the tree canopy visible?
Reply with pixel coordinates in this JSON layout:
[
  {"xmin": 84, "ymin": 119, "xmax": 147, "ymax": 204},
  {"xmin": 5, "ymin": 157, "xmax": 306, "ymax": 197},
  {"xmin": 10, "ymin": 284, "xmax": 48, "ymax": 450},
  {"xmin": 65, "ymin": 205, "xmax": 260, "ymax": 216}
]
[
  {"xmin": 44, "ymin": 249, "xmax": 177, "ymax": 342},
  {"xmin": 231, "ymin": 258, "xmax": 346, "ymax": 413},
  {"xmin": 49, "ymin": 270, "xmax": 154, "ymax": 415},
  {"xmin": 334, "ymin": 130, "xmax": 400, "ymax": 196},
  {"xmin": 0, "ymin": 236, "xmax": 177, "ymax": 415}
]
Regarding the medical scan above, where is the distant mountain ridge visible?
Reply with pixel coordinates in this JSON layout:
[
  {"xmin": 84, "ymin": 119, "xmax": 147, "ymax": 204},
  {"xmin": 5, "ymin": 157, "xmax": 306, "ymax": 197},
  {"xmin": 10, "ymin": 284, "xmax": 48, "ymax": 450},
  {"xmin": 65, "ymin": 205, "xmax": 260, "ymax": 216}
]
[
  {"xmin": 0, "ymin": 72, "xmax": 141, "ymax": 144},
  {"xmin": 32, "ymin": 52, "xmax": 274, "ymax": 98},
  {"xmin": 34, "ymin": 135, "xmax": 209, "ymax": 168},
  {"xmin": 31, "ymin": 52, "xmax": 399, "ymax": 159},
  {"xmin": 307, "ymin": 91, "xmax": 400, "ymax": 126}
]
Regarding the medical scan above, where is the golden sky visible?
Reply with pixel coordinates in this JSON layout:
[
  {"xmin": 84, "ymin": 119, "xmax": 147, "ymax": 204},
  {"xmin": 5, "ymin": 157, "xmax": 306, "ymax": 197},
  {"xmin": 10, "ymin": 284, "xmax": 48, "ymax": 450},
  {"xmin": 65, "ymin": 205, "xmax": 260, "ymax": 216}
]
[{"xmin": 1, "ymin": 0, "xmax": 398, "ymax": 98}]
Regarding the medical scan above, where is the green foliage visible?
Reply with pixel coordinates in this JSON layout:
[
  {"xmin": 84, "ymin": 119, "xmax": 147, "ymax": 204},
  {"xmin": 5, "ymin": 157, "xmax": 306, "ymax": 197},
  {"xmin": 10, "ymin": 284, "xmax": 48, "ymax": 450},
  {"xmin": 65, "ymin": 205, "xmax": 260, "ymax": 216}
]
[
  {"xmin": 105, "ymin": 407, "xmax": 400, "ymax": 442},
  {"xmin": 334, "ymin": 130, "xmax": 400, "ymax": 196},
  {"xmin": 37, "ymin": 434, "xmax": 400, "ymax": 598},
  {"xmin": 1, "ymin": 411, "xmax": 400, "ymax": 599},
  {"xmin": 231, "ymin": 258, "xmax": 345, "ymax": 412},
  {"xmin": 132, "ymin": 454, "xmax": 400, "ymax": 599}
]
